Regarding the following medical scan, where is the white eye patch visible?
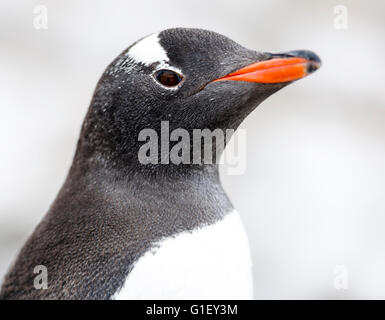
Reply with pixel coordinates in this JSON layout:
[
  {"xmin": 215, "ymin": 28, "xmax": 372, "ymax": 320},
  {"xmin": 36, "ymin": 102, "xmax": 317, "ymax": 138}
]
[
  {"xmin": 128, "ymin": 33, "xmax": 169, "ymax": 67},
  {"xmin": 127, "ymin": 32, "xmax": 184, "ymax": 90}
]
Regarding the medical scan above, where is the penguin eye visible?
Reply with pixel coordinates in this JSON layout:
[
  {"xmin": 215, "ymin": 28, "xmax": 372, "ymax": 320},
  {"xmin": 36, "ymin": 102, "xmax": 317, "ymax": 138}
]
[{"xmin": 154, "ymin": 69, "xmax": 183, "ymax": 87}]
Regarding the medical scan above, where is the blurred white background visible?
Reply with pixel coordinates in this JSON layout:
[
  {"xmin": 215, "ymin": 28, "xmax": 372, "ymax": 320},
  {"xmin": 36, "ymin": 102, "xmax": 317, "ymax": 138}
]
[{"xmin": 1, "ymin": 0, "xmax": 385, "ymax": 299}]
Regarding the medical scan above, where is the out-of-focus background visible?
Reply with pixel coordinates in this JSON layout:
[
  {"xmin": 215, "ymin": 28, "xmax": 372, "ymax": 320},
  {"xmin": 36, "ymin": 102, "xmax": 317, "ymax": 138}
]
[{"xmin": 1, "ymin": 0, "xmax": 384, "ymax": 299}]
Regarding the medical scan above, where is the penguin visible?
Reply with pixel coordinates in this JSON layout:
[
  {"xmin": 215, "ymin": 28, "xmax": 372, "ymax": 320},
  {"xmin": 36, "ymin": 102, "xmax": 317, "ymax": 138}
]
[{"xmin": 0, "ymin": 28, "xmax": 321, "ymax": 300}]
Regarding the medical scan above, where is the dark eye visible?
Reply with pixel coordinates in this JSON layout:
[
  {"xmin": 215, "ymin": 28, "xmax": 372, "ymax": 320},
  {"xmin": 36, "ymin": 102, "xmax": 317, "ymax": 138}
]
[{"xmin": 155, "ymin": 69, "xmax": 183, "ymax": 87}]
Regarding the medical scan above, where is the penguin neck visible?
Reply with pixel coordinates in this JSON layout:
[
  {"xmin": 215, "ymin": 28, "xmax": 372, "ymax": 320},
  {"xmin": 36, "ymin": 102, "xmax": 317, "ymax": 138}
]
[
  {"xmin": 69, "ymin": 142, "xmax": 229, "ymax": 200},
  {"xmin": 69, "ymin": 94, "xmax": 231, "ymax": 207},
  {"xmin": 73, "ymin": 117, "xmax": 227, "ymax": 180},
  {"xmin": 73, "ymin": 139, "xmax": 223, "ymax": 178},
  {"xmin": 64, "ymin": 151, "xmax": 232, "ymax": 220}
]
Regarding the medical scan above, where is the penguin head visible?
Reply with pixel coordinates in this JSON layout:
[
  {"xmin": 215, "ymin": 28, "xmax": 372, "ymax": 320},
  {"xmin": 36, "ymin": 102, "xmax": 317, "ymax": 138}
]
[{"xmin": 81, "ymin": 28, "xmax": 320, "ymax": 170}]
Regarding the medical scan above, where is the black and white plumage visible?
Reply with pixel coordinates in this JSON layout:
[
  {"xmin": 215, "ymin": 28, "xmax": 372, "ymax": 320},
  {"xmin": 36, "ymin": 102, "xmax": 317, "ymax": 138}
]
[{"xmin": 0, "ymin": 28, "xmax": 320, "ymax": 300}]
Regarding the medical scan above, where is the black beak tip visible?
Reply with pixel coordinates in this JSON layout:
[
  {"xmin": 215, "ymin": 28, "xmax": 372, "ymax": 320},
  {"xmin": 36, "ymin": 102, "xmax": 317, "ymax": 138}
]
[
  {"xmin": 266, "ymin": 49, "xmax": 322, "ymax": 74},
  {"xmin": 306, "ymin": 61, "xmax": 320, "ymax": 74},
  {"xmin": 288, "ymin": 50, "xmax": 322, "ymax": 74}
]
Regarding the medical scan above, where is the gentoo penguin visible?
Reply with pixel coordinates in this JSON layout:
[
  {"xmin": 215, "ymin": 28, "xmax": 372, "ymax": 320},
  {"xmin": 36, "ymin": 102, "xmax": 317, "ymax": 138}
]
[{"xmin": 0, "ymin": 28, "xmax": 320, "ymax": 300}]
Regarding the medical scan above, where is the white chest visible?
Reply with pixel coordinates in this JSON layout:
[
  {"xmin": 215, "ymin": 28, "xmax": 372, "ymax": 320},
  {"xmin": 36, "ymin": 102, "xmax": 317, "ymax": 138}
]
[{"xmin": 113, "ymin": 210, "xmax": 253, "ymax": 300}]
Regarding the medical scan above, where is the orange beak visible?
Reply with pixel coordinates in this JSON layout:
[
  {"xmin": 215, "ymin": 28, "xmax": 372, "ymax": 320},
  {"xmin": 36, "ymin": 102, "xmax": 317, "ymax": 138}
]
[{"xmin": 214, "ymin": 55, "xmax": 321, "ymax": 84}]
